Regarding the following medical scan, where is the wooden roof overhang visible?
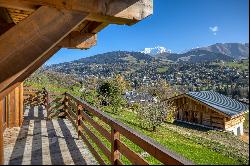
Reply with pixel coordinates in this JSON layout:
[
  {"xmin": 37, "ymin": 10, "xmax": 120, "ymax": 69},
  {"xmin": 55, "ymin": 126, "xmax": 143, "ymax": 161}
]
[
  {"xmin": 167, "ymin": 94, "xmax": 249, "ymax": 120},
  {"xmin": 0, "ymin": 0, "xmax": 153, "ymax": 99}
]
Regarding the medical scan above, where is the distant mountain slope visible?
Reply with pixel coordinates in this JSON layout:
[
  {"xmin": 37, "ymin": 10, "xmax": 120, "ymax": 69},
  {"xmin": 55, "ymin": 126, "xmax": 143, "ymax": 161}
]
[
  {"xmin": 73, "ymin": 51, "xmax": 155, "ymax": 64},
  {"xmin": 47, "ymin": 51, "xmax": 158, "ymax": 77},
  {"xmin": 156, "ymin": 50, "xmax": 234, "ymax": 63},
  {"xmin": 196, "ymin": 43, "xmax": 249, "ymax": 59}
]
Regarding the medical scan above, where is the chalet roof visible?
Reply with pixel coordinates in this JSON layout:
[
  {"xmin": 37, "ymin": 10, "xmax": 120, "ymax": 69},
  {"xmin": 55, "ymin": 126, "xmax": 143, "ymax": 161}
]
[{"xmin": 187, "ymin": 91, "xmax": 249, "ymax": 117}]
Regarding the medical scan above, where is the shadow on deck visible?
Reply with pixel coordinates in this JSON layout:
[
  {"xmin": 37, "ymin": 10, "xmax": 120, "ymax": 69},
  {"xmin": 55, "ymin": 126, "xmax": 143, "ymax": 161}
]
[{"xmin": 3, "ymin": 105, "xmax": 97, "ymax": 165}]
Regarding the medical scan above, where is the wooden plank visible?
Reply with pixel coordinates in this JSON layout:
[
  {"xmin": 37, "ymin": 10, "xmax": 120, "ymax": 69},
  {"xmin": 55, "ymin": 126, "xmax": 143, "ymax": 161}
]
[
  {"xmin": 116, "ymin": 139, "xmax": 148, "ymax": 165},
  {"xmin": 0, "ymin": 0, "xmax": 153, "ymax": 25},
  {"xmin": 0, "ymin": 1, "xmax": 37, "ymax": 11},
  {"xmin": 78, "ymin": 130, "xmax": 105, "ymax": 165},
  {"xmin": 80, "ymin": 119, "xmax": 111, "ymax": 161},
  {"xmin": 0, "ymin": 6, "xmax": 88, "ymax": 93},
  {"xmin": 80, "ymin": 109, "xmax": 111, "ymax": 141}
]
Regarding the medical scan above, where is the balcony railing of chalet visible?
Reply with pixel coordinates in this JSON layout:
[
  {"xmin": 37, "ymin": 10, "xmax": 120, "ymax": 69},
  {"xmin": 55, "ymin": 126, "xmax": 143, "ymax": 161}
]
[{"xmin": 23, "ymin": 87, "xmax": 193, "ymax": 165}]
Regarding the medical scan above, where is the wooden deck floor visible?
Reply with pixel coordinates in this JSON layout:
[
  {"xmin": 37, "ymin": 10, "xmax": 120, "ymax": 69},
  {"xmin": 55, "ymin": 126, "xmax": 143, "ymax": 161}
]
[{"xmin": 3, "ymin": 106, "xmax": 97, "ymax": 165}]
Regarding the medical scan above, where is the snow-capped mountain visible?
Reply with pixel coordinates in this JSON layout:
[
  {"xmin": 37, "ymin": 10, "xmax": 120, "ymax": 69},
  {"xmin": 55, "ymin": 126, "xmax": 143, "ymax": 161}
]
[{"xmin": 140, "ymin": 46, "xmax": 170, "ymax": 56}]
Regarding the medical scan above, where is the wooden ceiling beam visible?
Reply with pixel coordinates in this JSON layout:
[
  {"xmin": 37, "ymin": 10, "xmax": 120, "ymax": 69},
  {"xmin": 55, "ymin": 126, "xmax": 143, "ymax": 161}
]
[
  {"xmin": 58, "ymin": 32, "xmax": 97, "ymax": 49},
  {"xmin": 0, "ymin": 0, "xmax": 37, "ymax": 12},
  {"xmin": 0, "ymin": 6, "xmax": 88, "ymax": 93},
  {"xmin": 0, "ymin": 0, "xmax": 153, "ymax": 25}
]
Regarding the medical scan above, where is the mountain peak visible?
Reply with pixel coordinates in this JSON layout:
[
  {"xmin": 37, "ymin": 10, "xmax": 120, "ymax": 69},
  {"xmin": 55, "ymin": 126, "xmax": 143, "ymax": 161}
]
[{"xmin": 140, "ymin": 46, "xmax": 170, "ymax": 56}]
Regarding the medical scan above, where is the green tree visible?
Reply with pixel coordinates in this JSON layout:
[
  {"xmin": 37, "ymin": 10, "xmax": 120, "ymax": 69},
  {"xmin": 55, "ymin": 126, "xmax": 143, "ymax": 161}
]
[
  {"xmin": 97, "ymin": 79, "xmax": 126, "ymax": 114},
  {"xmin": 137, "ymin": 102, "xmax": 167, "ymax": 132}
]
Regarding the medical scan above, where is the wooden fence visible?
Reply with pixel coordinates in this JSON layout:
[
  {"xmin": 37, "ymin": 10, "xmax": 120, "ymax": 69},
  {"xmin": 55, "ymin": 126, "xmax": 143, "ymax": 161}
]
[{"xmin": 24, "ymin": 87, "xmax": 193, "ymax": 165}]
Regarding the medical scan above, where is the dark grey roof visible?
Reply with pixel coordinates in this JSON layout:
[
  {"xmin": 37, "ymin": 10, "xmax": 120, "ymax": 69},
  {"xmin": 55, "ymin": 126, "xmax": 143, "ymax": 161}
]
[{"xmin": 187, "ymin": 91, "xmax": 249, "ymax": 117}]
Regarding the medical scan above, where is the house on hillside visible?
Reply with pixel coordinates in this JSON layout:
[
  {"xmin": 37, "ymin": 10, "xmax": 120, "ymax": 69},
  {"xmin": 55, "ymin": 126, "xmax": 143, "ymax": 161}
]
[
  {"xmin": 169, "ymin": 91, "xmax": 249, "ymax": 136},
  {"xmin": 124, "ymin": 91, "xmax": 158, "ymax": 105}
]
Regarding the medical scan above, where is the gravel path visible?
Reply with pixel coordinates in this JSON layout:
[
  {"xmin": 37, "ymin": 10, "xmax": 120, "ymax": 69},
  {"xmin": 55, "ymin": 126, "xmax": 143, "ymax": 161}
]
[{"xmin": 4, "ymin": 106, "xmax": 98, "ymax": 165}]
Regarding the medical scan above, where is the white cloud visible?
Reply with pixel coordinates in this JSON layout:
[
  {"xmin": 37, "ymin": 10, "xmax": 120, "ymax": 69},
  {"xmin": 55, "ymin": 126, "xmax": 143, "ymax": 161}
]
[{"xmin": 209, "ymin": 26, "xmax": 219, "ymax": 35}]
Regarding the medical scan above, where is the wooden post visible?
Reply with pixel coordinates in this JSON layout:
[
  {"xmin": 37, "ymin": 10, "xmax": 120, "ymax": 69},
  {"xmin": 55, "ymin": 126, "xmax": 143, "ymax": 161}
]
[
  {"xmin": 0, "ymin": 98, "xmax": 4, "ymax": 164},
  {"xmin": 77, "ymin": 104, "xmax": 82, "ymax": 138},
  {"xmin": 111, "ymin": 128, "xmax": 120, "ymax": 165},
  {"xmin": 14, "ymin": 87, "xmax": 20, "ymax": 127},
  {"xmin": 63, "ymin": 93, "xmax": 69, "ymax": 117},
  {"xmin": 43, "ymin": 88, "xmax": 49, "ymax": 118},
  {"xmin": 9, "ymin": 90, "xmax": 15, "ymax": 128},
  {"xmin": 19, "ymin": 83, "xmax": 23, "ymax": 126}
]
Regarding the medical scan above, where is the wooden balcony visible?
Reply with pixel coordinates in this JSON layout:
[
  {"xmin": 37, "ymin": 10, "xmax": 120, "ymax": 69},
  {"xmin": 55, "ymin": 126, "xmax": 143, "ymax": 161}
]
[{"xmin": 3, "ymin": 87, "xmax": 193, "ymax": 165}]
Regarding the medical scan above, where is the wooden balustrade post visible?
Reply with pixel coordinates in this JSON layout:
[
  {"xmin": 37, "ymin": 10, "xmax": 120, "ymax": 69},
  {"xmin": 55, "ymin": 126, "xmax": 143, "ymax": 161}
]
[
  {"xmin": 44, "ymin": 89, "xmax": 50, "ymax": 119},
  {"xmin": 63, "ymin": 93, "xmax": 69, "ymax": 116},
  {"xmin": 77, "ymin": 104, "xmax": 82, "ymax": 139},
  {"xmin": 111, "ymin": 128, "xmax": 120, "ymax": 165}
]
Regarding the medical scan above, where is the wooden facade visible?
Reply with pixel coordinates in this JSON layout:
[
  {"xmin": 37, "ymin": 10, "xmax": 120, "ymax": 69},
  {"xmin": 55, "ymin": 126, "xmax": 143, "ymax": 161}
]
[
  {"xmin": 0, "ymin": 83, "xmax": 24, "ymax": 163},
  {"xmin": 0, "ymin": 83, "xmax": 24, "ymax": 130},
  {"xmin": 171, "ymin": 94, "xmax": 247, "ymax": 133}
]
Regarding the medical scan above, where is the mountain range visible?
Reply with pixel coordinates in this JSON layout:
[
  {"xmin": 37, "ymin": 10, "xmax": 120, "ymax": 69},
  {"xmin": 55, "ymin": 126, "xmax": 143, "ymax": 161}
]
[
  {"xmin": 148, "ymin": 43, "xmax": 249, "ymax": 61},
  {"xmin": 48, "ymin": 43, "xmax": 249, "ymax": 72}
]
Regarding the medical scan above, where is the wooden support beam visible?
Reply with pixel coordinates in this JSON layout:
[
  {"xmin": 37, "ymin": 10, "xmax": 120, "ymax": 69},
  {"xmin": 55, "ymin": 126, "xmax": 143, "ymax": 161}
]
[
  {"xmin": 0, "ymin": 0, "xmax": 153, "ymax": 25},
  {"xmin": 0, "ymin": 6, "xmax": 88, "ymax": 94},
  {"xmin": 79, "ymin": 21, "xmax": 109, "ymax": 34},
  {"xmin": 0, "ymin": 0, "xmax": 37, "ymax": 12},
  {"xmin": 1, "ymin": 32, "xmax": 96, "ymax": 98},
  {"xmin": 58, "ymin": 32, "xmax": 97, "ymax": 49}
]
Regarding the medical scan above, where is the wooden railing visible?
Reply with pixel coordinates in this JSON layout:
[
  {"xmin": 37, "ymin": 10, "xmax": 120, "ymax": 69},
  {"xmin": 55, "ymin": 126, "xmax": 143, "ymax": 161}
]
[{"xmin": 24, "ymin": 87, "xmax": 193, "ymax": 165}]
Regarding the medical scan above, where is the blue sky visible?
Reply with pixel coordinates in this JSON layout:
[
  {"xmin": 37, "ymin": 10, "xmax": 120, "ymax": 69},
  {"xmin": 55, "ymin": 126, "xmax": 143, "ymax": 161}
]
[{"xmin": 47, "ymin": 0, "xmax": 249, "ymax": 65}]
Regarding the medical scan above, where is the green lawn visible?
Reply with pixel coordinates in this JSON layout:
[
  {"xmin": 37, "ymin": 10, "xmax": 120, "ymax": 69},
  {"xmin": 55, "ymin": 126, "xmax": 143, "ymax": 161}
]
[
  {"xmin": 157, "ymin": 66, "xmax": 168, "ymax": 73},
  {"xmin": 106, "ymin": 110, "xmax": 244, "ymax": 165}
]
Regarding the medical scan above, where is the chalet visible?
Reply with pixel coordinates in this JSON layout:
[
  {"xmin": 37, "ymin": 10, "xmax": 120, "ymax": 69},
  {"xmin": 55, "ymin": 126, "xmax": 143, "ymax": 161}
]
[{"xmin": 170, "ymin": 91, "xmax": 249, "ymax": 136}]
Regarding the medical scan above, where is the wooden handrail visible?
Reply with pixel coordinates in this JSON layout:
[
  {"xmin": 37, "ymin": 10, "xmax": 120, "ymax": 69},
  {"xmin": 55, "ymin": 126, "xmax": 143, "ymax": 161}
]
[
  {"xmin": 64, "ymin": 92, "xmax": 193, "ymax": 165},
  {"xmin": 23, "ymin": 88, "xmax": 193, "ymax": 165}
]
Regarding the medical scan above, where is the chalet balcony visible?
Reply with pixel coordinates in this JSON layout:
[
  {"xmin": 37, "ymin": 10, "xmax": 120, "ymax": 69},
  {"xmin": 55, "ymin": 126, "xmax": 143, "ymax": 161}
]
[
  {"xmin": 1, "ymin": 87, "xmax": 193, "ymax": 165},
  {"xmin": 4, "ymin": 105, "xmax": 97, "ymax": 165}
]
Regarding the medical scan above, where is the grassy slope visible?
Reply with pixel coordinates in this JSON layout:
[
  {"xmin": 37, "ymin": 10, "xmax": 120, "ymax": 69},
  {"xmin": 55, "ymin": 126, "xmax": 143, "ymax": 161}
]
[
  {"xmin": 213, "ymin": 59, "xmax": 249, "ymax": 70},
  {"xmin": 25, "ymin": 77, "xmax": 248, "ymax": 165},
  {"xmin": 107, "ymin": 111, "xmax": 244, "ymax": 165}
]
